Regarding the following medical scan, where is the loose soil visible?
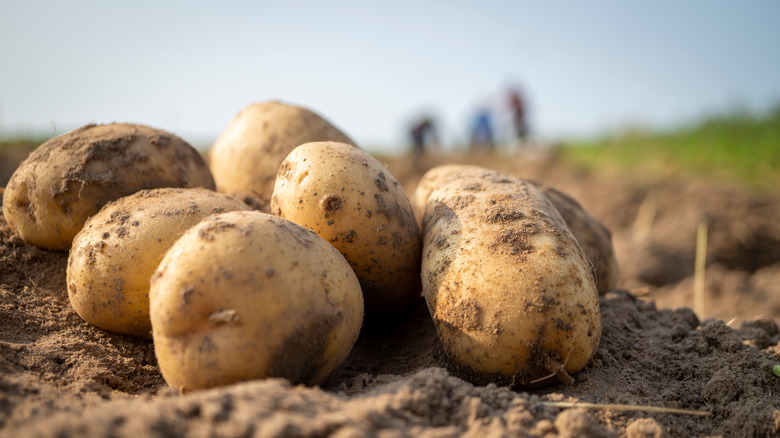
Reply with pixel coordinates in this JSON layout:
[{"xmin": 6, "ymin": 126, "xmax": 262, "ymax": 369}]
[{"xmin": 2, "ymin": 148, "xmax": 780, "ymax": 437}]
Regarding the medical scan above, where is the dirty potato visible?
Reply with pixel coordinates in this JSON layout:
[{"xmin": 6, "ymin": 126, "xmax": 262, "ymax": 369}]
[
  {"xmin": 414, "ymin": 164, "xmax": 618, "ymax": 293},
  {"xmin": 421, "ymin": 167, "xmax": 601, "ymax": 387},
  {"xmin": 208, "ymin": 101, "xmax": 355, "ymax": 211},
  {"xmin": 412, "ymin": 164, "xmax": 477, "ymax": 224},
  {"xmin": 538, "ymin": 185, "xmax": 619, "ymax": 292},
  {"xmin": 271, "ymin": 141, "xmax": 421, "ymax": 314},
  {"xmin": 150, "ymin": 211, "xmax": 364, "ymax": 392},
  {"xmin": 67, "ymin": 188, "xmax": 250, "ymax": 337},
  {"xmin": 2, "ymin": 123, "xmax": 215, "ymax": 251}
]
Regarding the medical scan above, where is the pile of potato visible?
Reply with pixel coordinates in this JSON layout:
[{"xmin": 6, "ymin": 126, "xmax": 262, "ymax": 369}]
[{"xmin": 1, "ymin": 101, "xmax": 618, "ymax": 392}]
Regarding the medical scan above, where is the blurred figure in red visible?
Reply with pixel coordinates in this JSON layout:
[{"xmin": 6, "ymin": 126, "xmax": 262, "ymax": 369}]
[
  {"xmin": 409, "ymin": 116, "xmax": 438, "ymax": 162},
  {"xmin": 507, "ymin": 87, "xmax": 529, "ymax": 142}
]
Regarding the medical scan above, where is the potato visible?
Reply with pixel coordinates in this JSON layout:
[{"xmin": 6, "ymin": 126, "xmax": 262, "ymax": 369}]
[
  {"xmin": 150, "ymin": 211, "xmax": 363, "ymax": 392},
  {"xmin": 2, "ymin": 123, "xmax": 215, "ymax": 251},
  {"xmin": 421, "ymin": 167, "xmax": 601, "ymax": 387},
  {"xmin": 67, "ymin": 188, "xmax": 250, "ymax": 337},
  {"xmin": 271, "ymin": 141, "xmax": 421, "ymax": 314},
  {"xmin": 538, "ymin": 185, "xmax": 619, "ymax": 293},
  {"xmin": 414, "ymin": 164, "xmax": 618, "ymax": 293},
  {"xmin": 412, "ymin": 164, "xmax": 476, "ymax": 224},
  {"xmin": 209, "ymin": 101, "xmax": 355, "ymax": 211}
]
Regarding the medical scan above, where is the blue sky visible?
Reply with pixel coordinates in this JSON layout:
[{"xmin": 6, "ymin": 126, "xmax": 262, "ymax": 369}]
[{"xmin": 1, "ymin": 1, "xmax": 778, "ymax": 152}]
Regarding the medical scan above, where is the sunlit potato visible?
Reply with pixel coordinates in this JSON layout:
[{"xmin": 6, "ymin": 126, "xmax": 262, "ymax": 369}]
[
  {"xmin": 208, "ymin": 101, "xmax": 355, "ymax": 211},
  {"xmin": 2, "ymin": 123, "xmax": 215, "ymax": 251},
  {"xmin": 67, "ymin": 188, "xmax": 250, "ymax": 337},
  {"xmin": 150, "ymin": 211, "xmax": 364, "ymax": 392},
  {"xmin": 271, "ymin": 141, "xmax": 422, "ymax": 314},
  {"xmin": 421, "ymin": 166, "xmax": 601, "ymax": 388}
]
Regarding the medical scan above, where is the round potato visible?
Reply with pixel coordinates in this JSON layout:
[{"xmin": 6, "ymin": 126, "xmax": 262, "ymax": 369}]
[
  {"xmin": 414, "ymin": 164, "xmax": 618, "ymax": 293},
  {"xmin": 2, "ymin": 123, "xmax": 215, "ymax": 251},
  {"xmin": 271, "ymin": 141, "xmax": 421, "ymax": 314},
  {"xmin": 67, "ymin": 188, "xmax": 250, "ymax": 337},
  {"xmin": 421, "ymin": 166, "xmax": 601, "ymax": 388},
  {"xmin": 150, "ymin": 211, "xmax": 363, "ymax": 392},
  {"xmin": 208, "ymin": 101, "xmax": 355, "ymax": 211}
]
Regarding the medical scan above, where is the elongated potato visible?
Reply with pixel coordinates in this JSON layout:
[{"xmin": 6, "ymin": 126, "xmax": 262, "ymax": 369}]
[
  {"xmin": 412, "ymin": 164, "xmax": 478, "ymax": 225},
  {"xmin": 150, "ymin": 211, "xmax": 363, "ymax": 392},
  {"xmin": 67, "ymin": 188, "xmax": 250, "ymax": 337},
  {"xmin": 209, "ymin": 101, "xmax": 355, "ymax": 211},
  {"xmin": 538, "ymin": 185, "xmax": 619, "ymax": 292},
  {"xmin": 421, "ymin": 167, "xmax": 601, "ymax": 387},
  {"xmin": 414, "ymin": 164, "xmax": 618, "ymax": 293},
  {"xmin": 271, "ymin": 141, "xmax": 421, "ymax": 314},
  {"xmin": 2, "ymin": 123, "xmax": 215, "ymax": 251}
]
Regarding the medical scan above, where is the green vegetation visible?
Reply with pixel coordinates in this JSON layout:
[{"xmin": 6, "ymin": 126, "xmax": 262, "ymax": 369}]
[
  {"xmin": 559, "ymin": 104, "xmax": 780, "ymax": 192},
  {"xmin": 0, "ymin": 138, "xmax": 45, "ymax": 150}
]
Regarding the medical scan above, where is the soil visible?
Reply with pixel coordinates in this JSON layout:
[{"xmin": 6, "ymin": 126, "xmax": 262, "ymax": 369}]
[{"xmin": 2, "ymin": 147, "xmax": 780, "ymax": 437}]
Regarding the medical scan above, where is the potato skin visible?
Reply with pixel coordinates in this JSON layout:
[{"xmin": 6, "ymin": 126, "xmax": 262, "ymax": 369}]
[
  {"xmin": 421, "ymin": 167, "xmax": 601, "ymax": 387},
  {"xmin": 150, "ymin": 211, "xmax": 364, "ymax": 392},
  {"xmin": 2, "ymin": 123, "xmax": 215, "ymax": 251},
  {"xmin": 539, "ymin": 186, "xmax": 619, "ymax": 293},
  {"xmin": 66, "ymin": 188, "xmax": 250, "ymax": 337},
  {"xmin": 271, "ymin": 141, "xmax": 421, "ymax": 314},
  {"xmin": 209, "ymin": 101, "xmax": 355, "ymax": 211},
  {"xmin": 414, "ymin": 164, "xmax": 618, "ymax": 293},
  {"xmin": 412, "ymin": 164, "xmax": 476, "ymax": 225}
]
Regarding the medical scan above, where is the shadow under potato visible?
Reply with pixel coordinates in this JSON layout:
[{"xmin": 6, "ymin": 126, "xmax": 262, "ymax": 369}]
[
  {"xmin": 328, "ymin": 298, "xmax": 586, "ymax": 393},
  {"xmin": 324, "ymin": 300, "xmax": 442, "ymax": 392}
]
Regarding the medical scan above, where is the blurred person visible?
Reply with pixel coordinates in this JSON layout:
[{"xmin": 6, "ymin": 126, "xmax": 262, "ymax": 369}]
[
  {"xmin": 409, "ymin": 116, "xmax": 438, "ymax": 161},
  {"xmin": 469, "ymin": 107, "xmax": 494, "ymax": 150},
  {"xmin": 507, "ymin": 87, "xmax": 529, "ymax": 142}
]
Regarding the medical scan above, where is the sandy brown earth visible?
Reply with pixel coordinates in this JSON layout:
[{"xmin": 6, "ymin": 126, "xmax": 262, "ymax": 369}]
[{"xmin": 2, "ymin": 148, "xmax": 780, "ymax": 437}]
